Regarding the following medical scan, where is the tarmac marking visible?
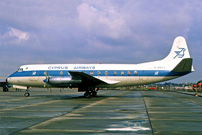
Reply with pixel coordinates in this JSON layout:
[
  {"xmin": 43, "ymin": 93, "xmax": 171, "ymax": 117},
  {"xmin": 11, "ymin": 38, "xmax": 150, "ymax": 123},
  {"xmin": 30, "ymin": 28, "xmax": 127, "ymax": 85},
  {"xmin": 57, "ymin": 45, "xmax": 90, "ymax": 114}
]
[
  {"xmin": 20, "ymin": 129, "xmax": 105, "ymax": 133},
  {"xmin": 1, "ymin": 99, "xmax": 62, "ymax": 111},
  {"xmin": 25, "ymin": 91, "xmax": 130, "ymax": 131},
  {"xmin": 0, "ymin": 96, "xmax": 44, "ymax": 103},
  {"xmin": 0, "ymin": 89, "xmax": 115, "ymax": 112},
  {"xmin": 40, "ymin": 117, "xmax": 145, "ymax": 120},
  {"xmin": 28, "ymin": 97, "xmax": 116, "ymax": 129},
  {"xmin": 1, "ymin": 90, "xmax": 154, "ymax": 134}
]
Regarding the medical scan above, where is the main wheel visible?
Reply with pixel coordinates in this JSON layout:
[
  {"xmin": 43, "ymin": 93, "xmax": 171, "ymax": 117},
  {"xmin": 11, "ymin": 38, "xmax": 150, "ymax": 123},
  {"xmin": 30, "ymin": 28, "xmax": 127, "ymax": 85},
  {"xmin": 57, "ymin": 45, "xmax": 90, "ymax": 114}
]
[
  {"xmin": 24, "ymin": 92, "xmax": 30, "ymax": 97},
  {"xmin": 84, "ymin": 91, "xmax": 91, "ymax": 98}
]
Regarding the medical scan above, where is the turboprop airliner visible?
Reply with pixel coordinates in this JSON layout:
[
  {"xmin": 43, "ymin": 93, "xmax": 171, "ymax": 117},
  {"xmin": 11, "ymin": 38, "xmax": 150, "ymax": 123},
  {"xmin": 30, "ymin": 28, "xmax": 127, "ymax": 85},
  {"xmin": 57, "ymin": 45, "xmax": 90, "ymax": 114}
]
[{"xmin": 5, "ymin": 36, "xmax": 194, "ymax": 97}]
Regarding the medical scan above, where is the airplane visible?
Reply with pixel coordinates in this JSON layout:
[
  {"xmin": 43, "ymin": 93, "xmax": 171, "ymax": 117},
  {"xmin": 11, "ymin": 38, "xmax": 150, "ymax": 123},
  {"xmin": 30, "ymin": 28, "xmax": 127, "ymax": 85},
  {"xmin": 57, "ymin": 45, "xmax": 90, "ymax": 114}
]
[{"xmin": 3, "ymin": 36, "xmax": 193, "ymax": 97}]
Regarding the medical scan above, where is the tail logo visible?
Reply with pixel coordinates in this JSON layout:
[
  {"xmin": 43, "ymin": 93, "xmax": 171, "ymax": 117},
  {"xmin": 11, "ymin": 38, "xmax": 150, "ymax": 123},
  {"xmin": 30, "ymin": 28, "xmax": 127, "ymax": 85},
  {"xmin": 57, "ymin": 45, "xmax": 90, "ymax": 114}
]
[{"xmin": 173, "ymin": 48, "xmax": 186, "ymax": 59}]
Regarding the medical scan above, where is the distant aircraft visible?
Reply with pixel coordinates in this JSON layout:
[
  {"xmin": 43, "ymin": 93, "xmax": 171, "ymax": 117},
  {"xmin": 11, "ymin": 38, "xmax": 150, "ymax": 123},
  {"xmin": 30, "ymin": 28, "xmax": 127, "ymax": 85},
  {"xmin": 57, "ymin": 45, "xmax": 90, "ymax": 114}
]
[{"xmin": 2, "ymin": 36, "xmax": 194, "ymax": 97}]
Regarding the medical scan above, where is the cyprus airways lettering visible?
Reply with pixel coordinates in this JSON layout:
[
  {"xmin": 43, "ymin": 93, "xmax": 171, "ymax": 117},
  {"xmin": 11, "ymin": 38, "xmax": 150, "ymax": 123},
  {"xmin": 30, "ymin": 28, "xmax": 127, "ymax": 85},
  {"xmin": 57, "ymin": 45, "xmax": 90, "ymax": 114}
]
[
  {"xmin": 48, "ymin": 66, "xmax": 68, "ymax": 70},
  {"xmin": 74, "ymin": 66, "xmax": 95, "ymax": 70}
]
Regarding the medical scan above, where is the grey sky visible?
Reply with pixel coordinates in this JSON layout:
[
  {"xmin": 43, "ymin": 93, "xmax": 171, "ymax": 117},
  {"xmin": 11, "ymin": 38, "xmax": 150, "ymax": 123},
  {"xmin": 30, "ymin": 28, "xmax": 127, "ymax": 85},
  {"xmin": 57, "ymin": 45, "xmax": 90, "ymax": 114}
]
[{"xmin": 0, "ymin": 0, "xmax": 201, "ymax": 83}]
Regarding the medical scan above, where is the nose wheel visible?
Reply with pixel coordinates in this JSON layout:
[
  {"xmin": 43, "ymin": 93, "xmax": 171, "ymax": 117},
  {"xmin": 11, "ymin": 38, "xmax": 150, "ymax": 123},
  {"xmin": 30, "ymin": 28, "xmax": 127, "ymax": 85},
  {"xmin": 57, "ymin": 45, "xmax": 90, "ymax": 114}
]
[
  {"xmin": 24, "ymin": 92, "xmax": 30, "ymax": 97},
  {"xmin": 24, "ymin": 89, "xmax": 30, "ymax": 97}
]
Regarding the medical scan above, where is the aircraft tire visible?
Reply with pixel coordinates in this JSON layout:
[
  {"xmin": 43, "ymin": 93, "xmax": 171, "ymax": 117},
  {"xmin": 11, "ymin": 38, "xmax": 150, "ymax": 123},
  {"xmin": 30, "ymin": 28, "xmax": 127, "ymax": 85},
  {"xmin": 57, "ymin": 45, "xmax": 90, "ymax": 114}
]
[
  {"xmin": 84, "ymin": 91, "xmax": 91, "ymax": 98},
  {"xmin": 24, "ymin": 92, "xmax": 30, "ymax": 97}
]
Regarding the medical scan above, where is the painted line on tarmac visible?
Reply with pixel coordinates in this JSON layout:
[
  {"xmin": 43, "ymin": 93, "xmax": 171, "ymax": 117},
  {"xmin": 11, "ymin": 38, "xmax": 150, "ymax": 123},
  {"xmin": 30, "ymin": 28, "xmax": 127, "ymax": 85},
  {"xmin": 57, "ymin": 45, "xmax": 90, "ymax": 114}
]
[
  {"xmin": 1, "ymin": 99, "xmax": 62, "ymax": 111},
  {"xmin": 20, "ymin": 129, "xmax": 105, "ymax": 134},
  {"xmin": 23, "ymin": 91, "xmax": 129, "ymax": 132}
]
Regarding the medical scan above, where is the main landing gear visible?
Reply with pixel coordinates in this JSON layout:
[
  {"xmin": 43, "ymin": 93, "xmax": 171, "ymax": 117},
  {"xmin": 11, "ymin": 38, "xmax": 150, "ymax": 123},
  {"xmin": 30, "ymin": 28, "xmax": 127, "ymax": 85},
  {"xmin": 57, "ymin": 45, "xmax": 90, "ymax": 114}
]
[
  {"xmin": 84, "ymin": 88, "xmax": 98, "ymax": 98},
  {"xmin": 24, "ymin": 89, "xmax": 30, "ymax": 97}
]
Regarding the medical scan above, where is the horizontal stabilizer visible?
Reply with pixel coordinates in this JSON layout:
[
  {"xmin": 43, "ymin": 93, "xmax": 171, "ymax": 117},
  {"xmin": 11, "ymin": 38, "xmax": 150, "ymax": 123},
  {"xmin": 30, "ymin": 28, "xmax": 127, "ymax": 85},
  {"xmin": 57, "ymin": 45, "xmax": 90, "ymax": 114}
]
[{"xmin": 172, "ymin": 58, "xmax": 193, "ymax": 72}]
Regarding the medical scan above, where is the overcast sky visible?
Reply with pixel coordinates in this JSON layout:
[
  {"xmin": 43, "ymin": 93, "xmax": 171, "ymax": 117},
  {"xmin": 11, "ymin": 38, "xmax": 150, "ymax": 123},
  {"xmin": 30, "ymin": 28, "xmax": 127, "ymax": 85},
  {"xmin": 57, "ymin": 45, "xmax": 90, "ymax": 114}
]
[{"xmin": 0, "ymin": 0, "xmax": 201, "ymax": 83}]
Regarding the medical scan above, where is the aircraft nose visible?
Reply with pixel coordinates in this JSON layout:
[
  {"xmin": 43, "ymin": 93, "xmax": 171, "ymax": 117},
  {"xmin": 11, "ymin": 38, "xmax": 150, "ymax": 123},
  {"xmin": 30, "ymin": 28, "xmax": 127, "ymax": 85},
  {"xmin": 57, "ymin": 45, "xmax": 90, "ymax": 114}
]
[{"xmin": 6, "ymin": 77, "xmax": 11, "ymax": 84}]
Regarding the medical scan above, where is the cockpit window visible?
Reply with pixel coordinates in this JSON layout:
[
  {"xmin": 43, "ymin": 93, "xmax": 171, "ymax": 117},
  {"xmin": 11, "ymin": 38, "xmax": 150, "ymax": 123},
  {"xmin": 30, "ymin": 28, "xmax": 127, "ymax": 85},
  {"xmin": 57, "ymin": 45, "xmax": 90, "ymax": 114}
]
[{"xmin": 18, "ymin": 68, "xmax": 23, "ymax": 72}]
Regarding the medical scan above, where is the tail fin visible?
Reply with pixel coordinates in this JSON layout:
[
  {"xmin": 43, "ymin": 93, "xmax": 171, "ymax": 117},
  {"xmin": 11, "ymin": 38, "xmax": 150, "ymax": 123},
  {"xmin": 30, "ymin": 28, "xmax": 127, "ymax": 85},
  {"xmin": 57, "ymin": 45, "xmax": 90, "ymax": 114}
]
[
  {"xmin": 164, "ymin": 36, "xmax": 190, "ymax": 62},
  {"xmin": 163, "ymin": 36, "xmax": 193, "ymax": 71}
]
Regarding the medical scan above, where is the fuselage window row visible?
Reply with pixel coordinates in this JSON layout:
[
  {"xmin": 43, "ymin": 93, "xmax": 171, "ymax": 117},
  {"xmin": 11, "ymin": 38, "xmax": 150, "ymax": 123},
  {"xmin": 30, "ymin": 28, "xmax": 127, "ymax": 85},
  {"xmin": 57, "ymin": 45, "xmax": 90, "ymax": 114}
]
[
  {"xmin": 39, "ymin": 70, "xmax": 140, "ymax": 76},
  {"xmin": 41, "ymin": 71, "xmax": 139, "ymax": 76}
]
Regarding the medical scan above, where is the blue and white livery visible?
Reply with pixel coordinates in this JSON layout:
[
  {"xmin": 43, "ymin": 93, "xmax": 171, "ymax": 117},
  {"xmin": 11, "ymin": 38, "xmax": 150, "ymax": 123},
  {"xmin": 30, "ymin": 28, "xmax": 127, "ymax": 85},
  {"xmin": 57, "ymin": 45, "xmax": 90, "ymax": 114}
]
[{"xmin": 7, "ymin": 36, "xmax": 194, "ymax": 97}]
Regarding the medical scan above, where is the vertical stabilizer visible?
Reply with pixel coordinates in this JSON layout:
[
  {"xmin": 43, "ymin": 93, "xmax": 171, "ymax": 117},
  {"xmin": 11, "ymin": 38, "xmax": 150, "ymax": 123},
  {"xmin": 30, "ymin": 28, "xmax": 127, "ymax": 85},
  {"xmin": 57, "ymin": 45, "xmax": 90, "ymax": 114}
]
[{"xmin": 163, "ymin": 36, "xmax": 191, "ymax": 68}]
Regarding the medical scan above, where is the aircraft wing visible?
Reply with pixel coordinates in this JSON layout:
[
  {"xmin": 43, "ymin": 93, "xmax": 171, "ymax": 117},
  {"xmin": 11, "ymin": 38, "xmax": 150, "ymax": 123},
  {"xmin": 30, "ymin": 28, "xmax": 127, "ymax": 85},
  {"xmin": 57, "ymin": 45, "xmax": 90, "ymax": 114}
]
[{"xmin": 68, "ymin": 71, "xmax": 120, "ymax": 86}]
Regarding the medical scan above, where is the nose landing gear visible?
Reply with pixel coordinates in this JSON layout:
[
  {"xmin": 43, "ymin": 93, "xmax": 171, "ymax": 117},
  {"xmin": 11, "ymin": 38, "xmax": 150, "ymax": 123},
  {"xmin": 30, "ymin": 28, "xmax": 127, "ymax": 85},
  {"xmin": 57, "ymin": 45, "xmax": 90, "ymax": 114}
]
[
  {"xmin": 24, "ymin": 89, "xmax": 30, "ymax": 97},
  {"xmin": 24, "ymin": 92, "xmax": 30, "ymax": 97}
]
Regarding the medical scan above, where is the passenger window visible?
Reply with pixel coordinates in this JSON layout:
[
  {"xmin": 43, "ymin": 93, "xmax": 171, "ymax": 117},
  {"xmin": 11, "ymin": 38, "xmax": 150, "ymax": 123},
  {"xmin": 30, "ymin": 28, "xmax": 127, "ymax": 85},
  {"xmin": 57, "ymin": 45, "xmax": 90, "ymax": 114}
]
[
  {"xmin": 67, "ymin": 72, "xmax": 70, "ymax": 76},
  {"xmin": 59, "ymin": 71, "xmax": 63, "ymax": 76},
  {"xmin": 127, "ymin": 71, "xmax": 131, "ymax": 76},
  {"xmin": 121, "ymin": 71, "xmax": 124, "ymax": 76},
  {"xmin": 113, "ymin": 71, "xmax": 117, "ymax": 76},
  {"xmin": 97, "ymin": 71, "xmax": 101, "ymax": 76},
  {"xmin": 134, "ymin": 71, "xmax": 138, "ymax": 76},
  {"xmin": 105, "ymin": 71, "xmax": 108, "ymax": 76},
  {"xmin": 90, "ymin": 71, "xmax": 93, "ymax": 76}
]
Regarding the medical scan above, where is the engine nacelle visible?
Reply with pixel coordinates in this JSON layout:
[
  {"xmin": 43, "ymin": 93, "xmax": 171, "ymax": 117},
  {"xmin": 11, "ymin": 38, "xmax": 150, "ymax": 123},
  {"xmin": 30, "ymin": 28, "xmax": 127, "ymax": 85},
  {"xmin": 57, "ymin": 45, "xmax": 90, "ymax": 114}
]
[{"xmin": 44, "ymin": 76, "xmax": 82, "ymax": 85}]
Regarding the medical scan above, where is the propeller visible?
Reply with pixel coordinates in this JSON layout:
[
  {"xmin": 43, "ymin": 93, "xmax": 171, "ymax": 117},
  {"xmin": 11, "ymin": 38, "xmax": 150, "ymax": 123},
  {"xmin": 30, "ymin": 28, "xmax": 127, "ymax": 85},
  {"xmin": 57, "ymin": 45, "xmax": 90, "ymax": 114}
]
[{"xmin": 43, "ymin": 72, "xmax": 52, "ymax": 93}]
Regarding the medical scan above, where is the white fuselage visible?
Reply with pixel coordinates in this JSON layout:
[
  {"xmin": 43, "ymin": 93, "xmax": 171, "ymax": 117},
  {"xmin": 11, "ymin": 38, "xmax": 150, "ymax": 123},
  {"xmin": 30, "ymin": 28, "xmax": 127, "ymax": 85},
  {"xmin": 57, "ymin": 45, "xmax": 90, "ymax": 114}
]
[{"xmin": 7, "ymin": 61, "xmax": 184, "ymax": 88}]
